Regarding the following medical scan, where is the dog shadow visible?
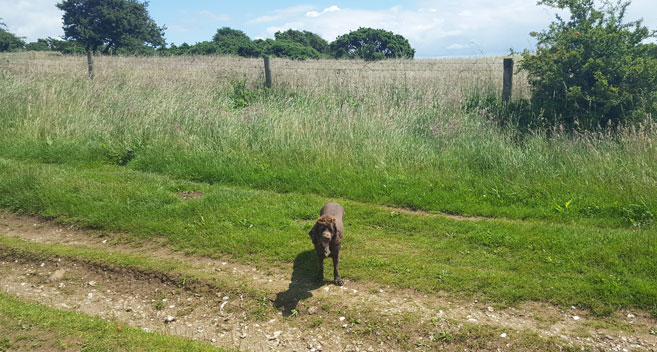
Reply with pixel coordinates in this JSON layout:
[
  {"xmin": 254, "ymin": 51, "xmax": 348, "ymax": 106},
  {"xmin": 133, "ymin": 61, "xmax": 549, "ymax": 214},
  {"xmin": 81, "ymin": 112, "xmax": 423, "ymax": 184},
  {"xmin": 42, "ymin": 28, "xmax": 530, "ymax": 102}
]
[{"xmin": 274, "ymin": 249, "xmax": 323, "ymax": 316}]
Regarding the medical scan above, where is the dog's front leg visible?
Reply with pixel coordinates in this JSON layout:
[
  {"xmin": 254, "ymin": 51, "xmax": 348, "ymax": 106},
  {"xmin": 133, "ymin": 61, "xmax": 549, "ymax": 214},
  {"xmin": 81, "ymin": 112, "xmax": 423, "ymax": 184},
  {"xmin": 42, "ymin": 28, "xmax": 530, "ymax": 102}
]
[
  {"xmin": 316, "ymin": 255, "xmax": 324, "ymax": 283},
  {"xmin": 332, "ymin": 254, "xmax": 343, "ymax": 286}
]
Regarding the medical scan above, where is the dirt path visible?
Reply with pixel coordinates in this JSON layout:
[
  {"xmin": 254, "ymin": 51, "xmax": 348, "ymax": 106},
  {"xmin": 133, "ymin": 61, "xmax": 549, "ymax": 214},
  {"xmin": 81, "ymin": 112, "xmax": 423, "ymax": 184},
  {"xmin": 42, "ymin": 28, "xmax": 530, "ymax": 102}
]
[{"xmin": 1, "ymin": 211, "xmax": 656, "ymax": 351}]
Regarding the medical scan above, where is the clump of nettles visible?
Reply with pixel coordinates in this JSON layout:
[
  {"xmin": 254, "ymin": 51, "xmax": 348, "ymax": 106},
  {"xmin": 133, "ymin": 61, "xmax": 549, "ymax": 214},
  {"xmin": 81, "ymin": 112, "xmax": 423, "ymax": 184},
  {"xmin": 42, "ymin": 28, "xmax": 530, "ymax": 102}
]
[
  {"xmin": 519, "ymin": 0, "xmax": 657, "ymax": 131},
  {"xmin": 231, "ymin": 79, "xmax": 258, "ymax": 108}
]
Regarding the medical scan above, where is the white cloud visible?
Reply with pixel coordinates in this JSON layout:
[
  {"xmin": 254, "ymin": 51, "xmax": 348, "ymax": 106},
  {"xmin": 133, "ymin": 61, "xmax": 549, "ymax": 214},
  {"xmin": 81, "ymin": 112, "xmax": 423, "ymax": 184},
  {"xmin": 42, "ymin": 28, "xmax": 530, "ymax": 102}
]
[
  {"xmin": 248, "ymin": 5, "xmax": 316, "ymax": 24},
  {"xmin": 176, "ymin": 10, "xmax": 231, "ymax": 25},
  {"xmin": 264, "ymin": 6, "xmax": 446, "ymax": 42},
  {"xmin": 446, "ymin": 43, "xmax": 468, "ymax": 50},
  {"xmin": 167, "ymin": 25, "xmax": 193, "ymax": 34},
  {"xmin": 625, "ymin": 1, "xmax": 657, "ymax": 28},
  {"xmin": 198, "ymin": 10, "xmax": 231, "ymax": 23},
  {"xmin": 306, "ymin": 5, "xmax": 340, "ymax": 18},
  {"xmin": 0, "ymin": 0, "xmax": 63, "ymax": 41}
]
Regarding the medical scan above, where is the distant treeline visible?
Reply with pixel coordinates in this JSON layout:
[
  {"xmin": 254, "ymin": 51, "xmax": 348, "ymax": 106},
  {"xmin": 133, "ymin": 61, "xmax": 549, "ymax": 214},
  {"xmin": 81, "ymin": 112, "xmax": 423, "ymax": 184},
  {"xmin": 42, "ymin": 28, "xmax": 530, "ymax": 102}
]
[{"xmin": 2, "ymin": 26, "xmax": 416, "ymax": 61}]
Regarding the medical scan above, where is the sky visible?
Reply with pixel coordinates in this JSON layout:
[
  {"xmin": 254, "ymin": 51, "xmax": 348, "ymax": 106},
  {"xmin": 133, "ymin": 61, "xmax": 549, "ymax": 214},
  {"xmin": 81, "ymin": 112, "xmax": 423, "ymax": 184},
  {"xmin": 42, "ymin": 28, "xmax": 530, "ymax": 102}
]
[{"xmin": 1, "ymin": 0, "xmax": 656, "ymax": 58}]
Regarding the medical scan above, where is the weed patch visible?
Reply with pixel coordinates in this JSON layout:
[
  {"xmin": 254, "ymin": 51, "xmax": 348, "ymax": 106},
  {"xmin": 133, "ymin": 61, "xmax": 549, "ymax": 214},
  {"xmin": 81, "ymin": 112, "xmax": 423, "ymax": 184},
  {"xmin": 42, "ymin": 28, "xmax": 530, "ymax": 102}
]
[{"xmin": 230, "ymin": 78, "xmax": 259, "ymax": 108}]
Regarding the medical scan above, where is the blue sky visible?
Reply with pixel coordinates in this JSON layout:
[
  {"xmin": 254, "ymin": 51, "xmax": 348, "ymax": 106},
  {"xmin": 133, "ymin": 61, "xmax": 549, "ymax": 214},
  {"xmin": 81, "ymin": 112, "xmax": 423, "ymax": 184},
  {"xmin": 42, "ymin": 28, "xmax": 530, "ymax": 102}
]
[{"xmin": 2, "ymin": 0, "xmax": 656, "ymax": 57}]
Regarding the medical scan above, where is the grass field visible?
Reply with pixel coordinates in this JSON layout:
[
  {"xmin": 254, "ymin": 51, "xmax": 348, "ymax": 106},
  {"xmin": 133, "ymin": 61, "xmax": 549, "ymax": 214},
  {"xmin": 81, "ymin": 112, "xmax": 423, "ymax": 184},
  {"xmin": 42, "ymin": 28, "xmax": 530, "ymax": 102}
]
[
  {"xmin": 1, "ymin": 52, "xmax": 654, "ymax": 227},
  {"xmin": 1, "ymin": 52, "xmax": 656, "ymax": 344}
]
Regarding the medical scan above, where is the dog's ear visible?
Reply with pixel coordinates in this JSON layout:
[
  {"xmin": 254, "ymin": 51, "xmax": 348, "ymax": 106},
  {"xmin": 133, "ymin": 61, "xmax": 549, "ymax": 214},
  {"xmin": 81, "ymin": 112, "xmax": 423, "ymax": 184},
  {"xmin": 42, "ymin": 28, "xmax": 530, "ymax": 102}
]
[
  {"xmin": 308, "ymin": 222, "xmax": 318, "ymax": 244},
  {"xmin": 330, "ymin": 221, "xmax": 338, "ymax": 238}
]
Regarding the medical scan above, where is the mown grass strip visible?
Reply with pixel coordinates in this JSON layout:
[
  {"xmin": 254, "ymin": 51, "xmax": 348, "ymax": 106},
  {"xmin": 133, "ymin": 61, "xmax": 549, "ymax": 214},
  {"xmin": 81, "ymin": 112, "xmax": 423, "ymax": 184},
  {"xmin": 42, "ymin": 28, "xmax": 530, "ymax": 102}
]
[
  {"xmin": 0, "ymin": 158, "xmax": 656, "ymax": 315},
  {"xmin": 0, "ymin": 293, "xmax": 229, "ymax": 352}
]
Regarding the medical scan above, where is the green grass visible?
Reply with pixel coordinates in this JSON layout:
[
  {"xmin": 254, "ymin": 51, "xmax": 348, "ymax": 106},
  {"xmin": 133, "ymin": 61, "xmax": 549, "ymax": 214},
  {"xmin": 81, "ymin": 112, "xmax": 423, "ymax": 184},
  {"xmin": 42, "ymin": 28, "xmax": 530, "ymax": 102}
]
[
  {"xmin": 0, "ymin": 293, "xmax": 227, "ymax": 351},
  {"xmin": 1, "ymin": 53, "xmax": 656, "ymax": 318},
  {"xmin": 0, "ymin": 53, "xmax": 655, "ymax": 228},
  {"xmin": 1, "ymin": 158, "xmax": 655, "ymax": 315}
]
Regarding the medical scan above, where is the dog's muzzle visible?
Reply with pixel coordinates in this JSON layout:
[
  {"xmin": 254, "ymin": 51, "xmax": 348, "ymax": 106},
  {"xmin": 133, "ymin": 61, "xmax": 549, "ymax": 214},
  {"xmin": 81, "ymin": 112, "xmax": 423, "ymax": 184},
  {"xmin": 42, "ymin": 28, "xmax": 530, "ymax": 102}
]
[{"xmin": 322, "ymin": 238, "xmax": 331, "ymax": 257}]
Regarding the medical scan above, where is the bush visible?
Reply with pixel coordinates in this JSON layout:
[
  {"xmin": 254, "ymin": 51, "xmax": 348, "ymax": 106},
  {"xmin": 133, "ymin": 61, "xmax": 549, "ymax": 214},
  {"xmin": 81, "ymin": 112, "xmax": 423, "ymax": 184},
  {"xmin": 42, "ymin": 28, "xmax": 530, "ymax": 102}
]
[
  {"xmin": 116, "ymin": 44, "xmax": 156, "ymax": 56},
  {"xmin": 168, "ymin": 29, "xmax": 261, "ymax": 58},
  {"xmin": 261, "ymin": 39, "xmax": 320, "ymax": 60},
  {"xmin": 25, "ymin": 39, "xmax": 51, "ymax": 51},
  {"xmin": 0, "ymin": 27, "xmax": 24, "ymax": 52},
  {"xmin": 187, "ymin": 41, "xmax": 220, "ymax": 55},
  {"xmin": 520, "ymin": 0, "xmax": 657, "ymax": 130},
  {"xmin": 230, "ymin": 79, "xmax": 259, "ymax": 108},
  {"xmin": 47, "ymin": 38, "xmax": 86, "ymax": 54},
  {"xmin": 159, "ymin": 42, "xmax": 192, "ymax": 56},
  {"xmin": 274, "ymin": 29, "xmax": 329, "ymax": 55}
]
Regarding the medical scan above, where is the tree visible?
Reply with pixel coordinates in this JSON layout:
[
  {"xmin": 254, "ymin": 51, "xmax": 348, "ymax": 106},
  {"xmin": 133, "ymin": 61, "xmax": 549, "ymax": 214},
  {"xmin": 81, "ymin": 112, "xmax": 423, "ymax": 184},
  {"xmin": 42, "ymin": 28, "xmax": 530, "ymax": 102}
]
[
  {"xmin": 258, "ymin": 39, "xmax": 321, "ymax": 60},
  {"xmin": 57, "ymin": 0, "xmax": 165, "ymax": 76},
  {"xmin": 57, "ymin": 0, "xmax": 164, "ymax": 53},
  {"xmin": 519, "ymin": 0, "xmax": 657, "ymax": 129},
  {"xmin": 0, "ymin": 21, "xmax": 25, "ymax": 52},
  {"xmin": 275, "ymin": 29, "xmax": 329, "ymax": 54},
  {"xmin": 330, "ymin": 27, "xmax": 415, "ymax": 61},
  {"xmin": 212, "ymin": 27, "xmax": 260, "ymax": 57},
  {"xmin": 212, "ymin": 27, "xmax": 250, "ymax": 43}
]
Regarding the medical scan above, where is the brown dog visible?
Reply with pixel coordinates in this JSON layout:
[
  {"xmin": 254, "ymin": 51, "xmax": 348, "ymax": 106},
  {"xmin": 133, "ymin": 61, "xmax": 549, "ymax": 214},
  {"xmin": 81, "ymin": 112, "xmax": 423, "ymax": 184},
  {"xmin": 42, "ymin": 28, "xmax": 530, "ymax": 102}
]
[{"xmin": 308, "ymin": 203, "xmax": 345, "ymax": 286}]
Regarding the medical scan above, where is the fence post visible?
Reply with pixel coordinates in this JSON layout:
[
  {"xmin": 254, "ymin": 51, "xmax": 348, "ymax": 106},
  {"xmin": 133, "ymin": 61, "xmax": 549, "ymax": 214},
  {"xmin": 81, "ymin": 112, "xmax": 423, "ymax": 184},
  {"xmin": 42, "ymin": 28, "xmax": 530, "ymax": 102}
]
[
  {"xmin": 86, "ymin": 50, "xmax": 95, "ymax": 79},
  {"xmin": 502, "ymin": 58, "xmax": 513, "ymax": 103},
  {"xmin": 264, "ymin": 56, "xmax": 272, "ymax": 89}
]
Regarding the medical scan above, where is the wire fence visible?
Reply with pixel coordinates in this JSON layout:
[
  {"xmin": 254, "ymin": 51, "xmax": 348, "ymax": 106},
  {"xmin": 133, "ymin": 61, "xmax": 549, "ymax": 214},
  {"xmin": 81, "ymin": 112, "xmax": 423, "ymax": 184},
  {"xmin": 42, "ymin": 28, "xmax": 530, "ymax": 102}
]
[
  {"xmin": 1, "ymin": 61, "xmax": 501, "ymax": 71},
  {"xmin": 0, "ymin": 54, "xmax": 525, "ymax": 99}
]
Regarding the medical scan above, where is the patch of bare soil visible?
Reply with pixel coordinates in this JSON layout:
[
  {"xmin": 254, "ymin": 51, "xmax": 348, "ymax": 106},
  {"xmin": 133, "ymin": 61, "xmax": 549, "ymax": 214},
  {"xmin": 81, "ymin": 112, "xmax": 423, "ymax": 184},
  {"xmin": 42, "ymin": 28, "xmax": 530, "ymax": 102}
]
[
  {"xmin": 1, "ymin": 211, "xmax": 656, "ymax": 351},
  {"xmin": 178, "ymin": 191, "xmax": 205, "ymax": 200},
  {"xmin": 380, "ymin": 206, "xmax": 490, "ymax": 222}
]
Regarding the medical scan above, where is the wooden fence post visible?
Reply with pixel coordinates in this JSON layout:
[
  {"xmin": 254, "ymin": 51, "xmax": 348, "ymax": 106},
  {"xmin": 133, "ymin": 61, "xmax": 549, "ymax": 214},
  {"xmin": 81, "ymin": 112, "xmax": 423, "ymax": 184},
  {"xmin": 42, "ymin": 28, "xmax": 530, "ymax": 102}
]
[
  {"xmin": 264, "ymin": 56, "xmax": 272, "ymax": 89},
  {"xmin": 87, "ymin": 50, "xmax": 95, "ymax": 79},
  {"xmin": 502, "ymin": 58, "xmax": 513, "ymax": 103}
]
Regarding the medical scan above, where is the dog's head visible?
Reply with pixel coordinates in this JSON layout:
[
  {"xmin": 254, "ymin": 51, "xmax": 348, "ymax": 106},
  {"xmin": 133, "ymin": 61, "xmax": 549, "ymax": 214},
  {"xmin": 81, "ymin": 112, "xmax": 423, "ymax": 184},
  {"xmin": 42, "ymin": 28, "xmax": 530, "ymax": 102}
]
[{"xmin": 309, "ymin": 215, "xmax": 337, "ymax": 255}]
